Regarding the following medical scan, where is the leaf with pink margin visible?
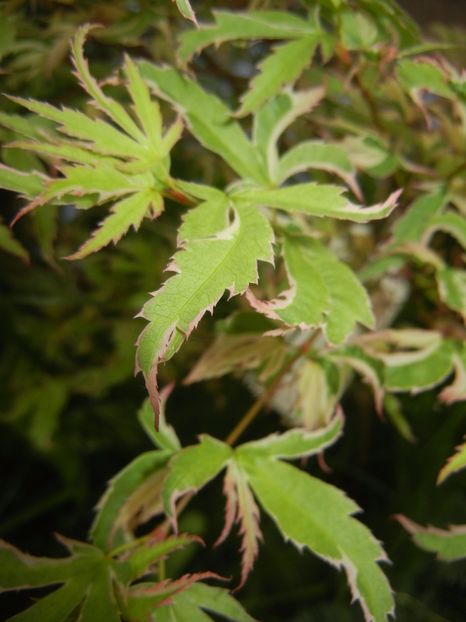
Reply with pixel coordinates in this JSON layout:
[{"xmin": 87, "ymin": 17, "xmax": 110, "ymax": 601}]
[{"xmin": 395, "ymin": 516, "xmax": 466, "ymax": 561}]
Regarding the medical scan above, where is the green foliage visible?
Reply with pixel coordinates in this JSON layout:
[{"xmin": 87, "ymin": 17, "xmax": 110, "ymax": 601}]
[{"xmin": 1, "ymin": 1, "xmax": 465, "ymax": 621}]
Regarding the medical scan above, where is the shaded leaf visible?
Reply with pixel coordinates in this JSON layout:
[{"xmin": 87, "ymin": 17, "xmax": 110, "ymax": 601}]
[
  {"xmin": 0, "ymin": 221, "xmax": 28, "ymax": 261},
  {"xmin": 178, "ymin": 11, "xmax": 313, "ymax": 63},
  {"xmin": 185, "ymin": 334, "xmax": 287, "ymax": 384},
  {"xmin": 437, "ymin": 438, "xmax": 466, "ymax": 484},
  {"xmin": 396, "ymin": 516, "xmax": 466, "ymax": 561},
  {"xmin": 91, "ymin": 450, "xmax": 171, "ymax": 550}
]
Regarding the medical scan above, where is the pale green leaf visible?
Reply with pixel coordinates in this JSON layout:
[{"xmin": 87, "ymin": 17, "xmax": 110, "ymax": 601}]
[
  {"xmin": 436, "ymin": 267, "xmax": 466, "ymax": 320},
  {"xmin": 247, "ymin": 234, "xmax": 329, "ymax": 328},
  {"xmin": 178, "ymin": 10, "xmax": 313, "ymax": 62},
  {"xmin": 0, "ymin": 163, "xmax": 45, "ymax": 196},
  {"xmin": 163, "ymin": 436, "xmax": 232, "ymax": 519},
  {"xmin": 178, "ymin": 195, "xmax": 230, "ymax": 243},
  {"xmin": 174, "ymin": 0, "xmax": 197, "ymax": 24},
  {"xmin": 10, "ymin": 96, "xmax": 143, "ymax": 160},
  {"xmin": 137, "ymin": 202, "xmax": 274, "ymax": 378},
  {"xmin": 72, "ymin": 25, "xmax": 145, "ymax": 143},
  {"xmin": 438, "ymin": 438, "xmax": 466, "ymax": 484},
  {"xmin": 392, "ymin": 191, "xmax": 446, "ymax": 244},
  {"xmin": 66, "ymin": 189, "xmax": 159, "ymax": 260},
  {"xmin": 10, "ymin": 140, "xmax": 118, "ymax": 167},
  {"xmin": 240, "ymin": 459, "xmax": 394, "ymax": 622},
  {"xmin": 396, "ymin": 516, "xmax": 466, "ymax": 561},
  {"xmin": 237, "ymin": 37, "xmax": 317, "ymax": 117},
  {"xmin": 233, "ymin": 184, "xmax": 400, "ymax": 223},
  {"xmin": 277, "ymin": 140, "xmax": 359, "ymax": 195},
  {"xmin": 0, "ymin": 222, "xmax": 28, "ymax": 261},
  {"xmin": 139, "ymin": 62, "xmax": 266, "ymax": 184},
  {"xmin": 253, "ymin": 88, "xmax": 324, "ymax": 181},
  {"xmin": 91, "ymin": 450, "xmax": 171, "ymax": 551},
  {"xmin": 249, "ymin": 236, "xmax": 374, "ymax": 343},
  {"xmin": 124, "ymin": 54, "xmax": 163, "ymax": 154},
  {"xmin": 237, "ymin": 413, "xmax": 343, "ymax": 460},
  {"xmin": 384, "ymin": 340, "xmax": 454, "ymax": 392}
]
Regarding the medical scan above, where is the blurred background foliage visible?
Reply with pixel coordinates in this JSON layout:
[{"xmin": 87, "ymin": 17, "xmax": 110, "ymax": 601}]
[{"xmin": 0, "ymin": 1, "xmax": 465, "ymax": 620}]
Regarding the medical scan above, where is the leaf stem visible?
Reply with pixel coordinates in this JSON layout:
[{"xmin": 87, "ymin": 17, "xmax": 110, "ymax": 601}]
[{"xmin": 225, "ymin": 331, "xmax": 319, "ymax": 446}]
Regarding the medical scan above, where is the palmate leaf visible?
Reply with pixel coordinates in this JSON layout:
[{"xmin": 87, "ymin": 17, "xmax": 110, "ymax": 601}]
[
  {"xmin": 0, "ymin": 27, "xmax": 179, "ymax": 258},
  {"xmin": 163, "ymin": 415, "xmax": 378, "ymax": 598},
  {"xmin": 232, "ymin": 184, "xmax": 400, "ymax": 223},
  {"xmin": 0, "ymin": 530, "xmax": 214, "ymax": 622},
  {"xmin": 136, "ymin": 199, "xmax": 274, "ymax": 418},
  {"xmin": 0, "ymin": 536, "xmax": 120, "ymax": 622},
  {"xmin": 177, "ymin": 10, "xmax": 314, "ymax": 63},
  {"xmin": 438, "ymin": 437, "xmax": 466, "ymax": 484},
  {"xmin": 239, "ymin": 457, "xmax": 393, "ymax": 622},
  {"xmin": 396, "ymin": 516, "xmax": 466, "ymax": 561},
  {"xmin": 247, "ymin": 235, "xmax": 374, "ymax": 344},
  {"xmin": 139, "ymin": 62, "xmax": 266, "ymax": 184},
  {"xmin": 236, "ymin": 37, "xmax": 318, "ymax": 117}
]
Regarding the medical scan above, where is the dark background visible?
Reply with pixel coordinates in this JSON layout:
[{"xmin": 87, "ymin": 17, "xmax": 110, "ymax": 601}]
[{"xmin": 1, "ymin": 1, "xmax": 465, "ymax": 621}]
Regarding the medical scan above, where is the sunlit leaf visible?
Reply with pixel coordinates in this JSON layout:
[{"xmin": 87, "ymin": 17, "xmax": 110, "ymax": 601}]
[
  {"xmin": 178, "ymin": 10, "xmax": 313, "ymax": 62},
  {"xmin": 438, "ymin": 438, "xmax": 466, "ymax": 484},
  {"xmin": 237, "ymin": 37, "xmax": 317, "ymax": 117},
  {"xmin": 239, "ymin": 458, "xmax": 394, "ymax": 622},
  {"xmin": 232, "ymin": 184, "xmax": 400, "ymax": 223}
]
